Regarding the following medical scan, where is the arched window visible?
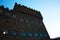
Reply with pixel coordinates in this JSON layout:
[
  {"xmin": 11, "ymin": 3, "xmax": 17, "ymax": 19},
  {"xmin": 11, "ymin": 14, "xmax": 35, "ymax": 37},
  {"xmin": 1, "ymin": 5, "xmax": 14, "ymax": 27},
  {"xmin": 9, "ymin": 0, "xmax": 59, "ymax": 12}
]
[
  {"xmin": 44, "ymin": 33, "xmax": 48, "ymax": 36},
  {"xmin": 40, "ymin": 33, "xmax": 43, "ymax": 37},
  {"xmin": 21, "ymin": 32, "xmax": 26, "ymax": 37},
  {"xmin": 28, "ymin": 32, "xmax": 32, "ymax": 36},
  {"xmin": 34, "ymin": 32, "xmax": 38, "ymax": 37},
  {"xmin": 12, "ymin": 31, "xmax": 16, "ymax": 36}
]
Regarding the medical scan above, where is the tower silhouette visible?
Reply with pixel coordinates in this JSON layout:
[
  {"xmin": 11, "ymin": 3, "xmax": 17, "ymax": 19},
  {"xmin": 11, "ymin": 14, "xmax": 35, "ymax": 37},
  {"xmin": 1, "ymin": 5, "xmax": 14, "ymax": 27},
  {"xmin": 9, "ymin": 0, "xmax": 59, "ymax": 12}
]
[{"xmin": 0, "ymin": 3, "xmax": 50, "ymax": 40}]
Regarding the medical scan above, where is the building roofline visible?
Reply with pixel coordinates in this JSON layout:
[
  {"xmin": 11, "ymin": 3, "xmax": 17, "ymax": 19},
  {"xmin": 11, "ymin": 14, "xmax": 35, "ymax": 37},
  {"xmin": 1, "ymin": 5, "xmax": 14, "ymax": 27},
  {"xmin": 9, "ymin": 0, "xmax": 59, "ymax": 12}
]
[
  {"xmin": 0, "ymin": 3, "xmax": 43, "ymax": 20},
  {"xmin": 14, "ymin": 3, "xmax": 40, "ymax": 14}
]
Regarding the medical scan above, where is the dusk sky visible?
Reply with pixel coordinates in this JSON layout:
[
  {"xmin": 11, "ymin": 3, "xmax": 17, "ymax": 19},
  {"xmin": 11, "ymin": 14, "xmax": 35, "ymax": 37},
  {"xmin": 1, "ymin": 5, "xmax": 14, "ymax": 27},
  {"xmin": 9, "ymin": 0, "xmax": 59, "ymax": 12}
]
[{"xmin": 0, "ymin": 0, "xmax": 60, "ymax": 38}]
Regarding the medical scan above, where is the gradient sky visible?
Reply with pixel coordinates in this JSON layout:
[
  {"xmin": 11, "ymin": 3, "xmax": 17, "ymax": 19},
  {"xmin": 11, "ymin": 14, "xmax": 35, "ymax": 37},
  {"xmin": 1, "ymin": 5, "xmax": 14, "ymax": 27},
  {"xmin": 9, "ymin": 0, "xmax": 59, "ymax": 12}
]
[{"xmin": 0, "ymin": 0, "xmax": 60, "ymax": 39}]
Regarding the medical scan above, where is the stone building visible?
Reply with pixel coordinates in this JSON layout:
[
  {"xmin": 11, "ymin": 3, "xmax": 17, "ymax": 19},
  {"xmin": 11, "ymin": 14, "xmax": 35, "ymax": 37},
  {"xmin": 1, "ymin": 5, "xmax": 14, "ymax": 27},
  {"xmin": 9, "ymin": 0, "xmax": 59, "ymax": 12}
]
[{"xmin": 0, "ymin": 3, "xmax": 50, "ymax": 40}]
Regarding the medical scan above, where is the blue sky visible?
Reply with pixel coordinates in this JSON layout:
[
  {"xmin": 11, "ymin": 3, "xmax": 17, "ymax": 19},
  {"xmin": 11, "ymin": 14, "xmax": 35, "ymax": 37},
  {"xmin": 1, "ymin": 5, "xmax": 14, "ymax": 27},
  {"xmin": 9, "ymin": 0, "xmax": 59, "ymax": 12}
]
[{"xmin": 0, "ymin": 0, "xmax": 60, "ymax": 38}]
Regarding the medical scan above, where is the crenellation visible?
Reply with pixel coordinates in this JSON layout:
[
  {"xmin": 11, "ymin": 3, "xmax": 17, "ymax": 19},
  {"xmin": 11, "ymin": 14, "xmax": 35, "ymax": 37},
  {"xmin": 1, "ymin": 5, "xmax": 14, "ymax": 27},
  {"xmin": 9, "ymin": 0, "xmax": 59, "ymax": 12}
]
[
  {"xmin": 0, "ymin": 5, "xmax": 4, "ymax": 9},
  {"xmin": 22, "ymin": 5, "xmax": 27, "ymax": 8},
  {"xmin": 5, "ymin": 7, "xmax": 9, "ymax": 10},
  {"xmin": 14, "ymin": 3, "xmax": 40, "ymax": 14}
]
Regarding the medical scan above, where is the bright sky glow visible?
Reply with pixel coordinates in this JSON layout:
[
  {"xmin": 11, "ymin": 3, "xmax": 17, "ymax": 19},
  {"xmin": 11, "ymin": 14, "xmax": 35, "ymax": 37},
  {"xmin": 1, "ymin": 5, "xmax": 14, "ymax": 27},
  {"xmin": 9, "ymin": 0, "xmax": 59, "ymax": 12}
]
[{"xmin": 0, "ymin": 0, "xmax": 60, "ymax": 39}]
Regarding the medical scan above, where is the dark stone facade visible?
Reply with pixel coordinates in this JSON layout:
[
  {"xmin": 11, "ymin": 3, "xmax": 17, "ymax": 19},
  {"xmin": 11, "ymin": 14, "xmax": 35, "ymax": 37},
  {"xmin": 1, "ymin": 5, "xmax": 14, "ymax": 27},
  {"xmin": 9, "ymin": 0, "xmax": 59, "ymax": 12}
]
[{"xmin": 0, "ymin": 3, "xmax": 50, "ymax": 40}]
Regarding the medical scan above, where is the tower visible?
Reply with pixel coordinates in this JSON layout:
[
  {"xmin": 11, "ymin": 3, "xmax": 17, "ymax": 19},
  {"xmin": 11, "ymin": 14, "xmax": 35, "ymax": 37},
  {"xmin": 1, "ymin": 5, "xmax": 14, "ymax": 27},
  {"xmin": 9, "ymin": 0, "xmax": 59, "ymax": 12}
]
[{"xmin": 0, "ymin": 3, "xmax": 50, "ymax": 40}]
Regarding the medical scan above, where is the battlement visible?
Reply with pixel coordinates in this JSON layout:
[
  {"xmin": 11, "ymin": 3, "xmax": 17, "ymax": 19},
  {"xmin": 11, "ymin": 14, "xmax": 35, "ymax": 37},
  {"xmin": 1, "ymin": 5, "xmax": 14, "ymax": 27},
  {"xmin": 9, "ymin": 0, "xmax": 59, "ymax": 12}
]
[
  {"xmin": 14, "ymin": 3, "xmax": 40, "ymax": 14},
  {"xmin": 13, "ymin": 3, "xmax": 43, "ymax": 19},
  {"xmin": 0, "ymin": 3, "xmax": 43, "ymax": 19},
  {"xmin": 0, "ymin": 6, "xmax": 9, "ymax": 12}
]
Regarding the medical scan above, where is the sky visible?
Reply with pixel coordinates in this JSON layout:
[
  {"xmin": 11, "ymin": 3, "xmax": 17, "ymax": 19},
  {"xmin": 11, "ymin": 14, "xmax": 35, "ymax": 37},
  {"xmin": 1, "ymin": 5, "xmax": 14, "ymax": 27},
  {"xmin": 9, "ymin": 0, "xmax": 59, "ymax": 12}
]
[{"xmin": 0, "ymin": 0, "xmax": 60, "ymax": 39}]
